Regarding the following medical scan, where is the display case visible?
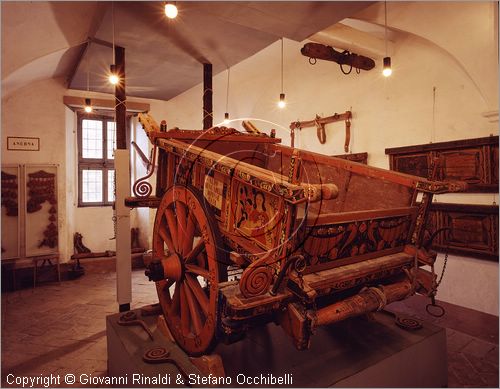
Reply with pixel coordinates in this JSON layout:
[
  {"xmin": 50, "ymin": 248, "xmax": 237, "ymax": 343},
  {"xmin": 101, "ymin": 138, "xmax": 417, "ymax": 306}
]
[{"xmin": 1, "ymin": 164, "xmax": 59, "ymax": 286}]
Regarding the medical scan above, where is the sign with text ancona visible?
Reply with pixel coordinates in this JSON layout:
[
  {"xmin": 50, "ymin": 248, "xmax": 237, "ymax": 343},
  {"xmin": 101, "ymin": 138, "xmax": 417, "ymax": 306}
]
[{"xmin": 7, "ymin": 137, "xmax": 40, "ymax": 151}]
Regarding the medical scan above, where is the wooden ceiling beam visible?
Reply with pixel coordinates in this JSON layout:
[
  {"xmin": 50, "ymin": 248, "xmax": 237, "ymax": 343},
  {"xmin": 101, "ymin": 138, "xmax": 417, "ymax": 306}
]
[{"xmin": 63, "ymin": 96, "xmax": 149, "ymax": 113}]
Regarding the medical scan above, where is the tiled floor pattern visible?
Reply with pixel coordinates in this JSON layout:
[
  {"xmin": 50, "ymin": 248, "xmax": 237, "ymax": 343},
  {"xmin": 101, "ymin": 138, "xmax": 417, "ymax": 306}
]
[{"xmin": 1, "ymin": 269, "xmax": 498, "ymax": 387}]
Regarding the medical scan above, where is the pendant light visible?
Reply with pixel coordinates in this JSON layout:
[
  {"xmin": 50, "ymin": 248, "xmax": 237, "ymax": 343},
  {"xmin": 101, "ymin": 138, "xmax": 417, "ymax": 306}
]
[
  {"xmin": 382, "ymin": 1, "xmax": 392, "ymax": 77},
  {"xmin": 108, "ymin": 2, "xmax": 119, "ymax": 85},
  {"xmin": 84, "ymin": 43, "xmax": 93, "ymax": 113},
  {"xmin": 224, "ymin": 68, "xmax": 230, "ymax": 125},
  {"xmin": 164, "ymin": 2, "xmax": 178, "ymax": 19},
  {"xmin": 84, "ymin": 98, "xmax": 93, "ymax": 113},
  {"xmin": 277, "ymin": 38, "xmax": 286, "ymax": 108}
]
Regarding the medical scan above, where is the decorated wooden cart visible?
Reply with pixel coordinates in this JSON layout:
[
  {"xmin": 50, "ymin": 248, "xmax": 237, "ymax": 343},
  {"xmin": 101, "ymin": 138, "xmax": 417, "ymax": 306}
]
[{"xmin": 126, "ymin": 114, "xmax": 466, "ymax": 356}]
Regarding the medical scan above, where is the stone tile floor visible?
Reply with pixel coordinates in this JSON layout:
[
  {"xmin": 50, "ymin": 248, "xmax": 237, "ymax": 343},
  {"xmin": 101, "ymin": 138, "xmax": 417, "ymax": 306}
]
[{"xmin": 1, "ymin": 269, "xmax": 498, "ymax": 388}]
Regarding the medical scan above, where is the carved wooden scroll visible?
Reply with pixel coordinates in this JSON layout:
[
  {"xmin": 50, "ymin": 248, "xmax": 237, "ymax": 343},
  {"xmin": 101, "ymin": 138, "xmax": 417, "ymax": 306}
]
[{"xmin": 290, "ymin": 111, "xmax": 352, "ymax": 151}]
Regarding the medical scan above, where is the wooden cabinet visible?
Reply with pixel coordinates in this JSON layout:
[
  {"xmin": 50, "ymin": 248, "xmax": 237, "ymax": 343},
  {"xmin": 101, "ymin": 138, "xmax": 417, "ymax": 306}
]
[
  {"xmin": 385, "ymin": 136, "xmax": 499, "ymax": 192},
  {"xmin": 386, "ymin": 137, "xmax": 498, "ymax": 261},
  {"xmin": 427, "ymin": 203, "xmax": 498, "ymax": 261}
]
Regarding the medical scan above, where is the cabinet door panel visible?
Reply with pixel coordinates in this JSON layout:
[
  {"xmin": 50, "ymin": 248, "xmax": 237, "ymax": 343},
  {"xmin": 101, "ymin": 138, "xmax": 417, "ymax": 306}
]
[
  {"xmin": 1, "ymin": 165, "xmax": 20, "ymax": 259},
  {"xmin": 439, "ymin": 149, "xmax": 483, "ymax": 183}
]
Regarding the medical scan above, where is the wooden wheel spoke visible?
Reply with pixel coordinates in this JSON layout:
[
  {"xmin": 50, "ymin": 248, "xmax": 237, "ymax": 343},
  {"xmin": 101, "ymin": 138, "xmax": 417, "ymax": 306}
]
[
  {"xmin": 196, "ymin": 253, "xmax": 207, "ymax": 269},
  {"xmin": 163, "ymin": 278, "xmax": 175, "ymax": 293},
  {"xmin": 183, "ymin": 283, "xmax": 203, "ymax": 335},
  {"xmin": 158, "ymin": 220, "xmax": 174, "ymax": 252},
  {"xmin": 185, "ymin": 264, "xmax": 210, "ymax": 279},
  {"xmin": 179, "ymin": 283, "xmax": 191, "ymax": 335},
  {"xmin": 170, "ymin": 282, "xmax": 181, "ymax": 315},
  {"xmin": 185, "ymin": 274, "xmax": 209, "ymax": 316},
  {"xmin": 176, "ymin": 201, "xmax": 188, "ymax": 250},
  {"xmin": 153, "ymin": 186, "xmax": 226, "ymax": 356},
  {"xmin": 182, "ymin": 213, "xmax": 196, "ymax": 256},
  {"xmin": 185, "ymin": 240, "xmax": 205, "ymax": 263},
  {"xmin": 165, "ymin": 208, "xmax": 179, "ymax": 253}
]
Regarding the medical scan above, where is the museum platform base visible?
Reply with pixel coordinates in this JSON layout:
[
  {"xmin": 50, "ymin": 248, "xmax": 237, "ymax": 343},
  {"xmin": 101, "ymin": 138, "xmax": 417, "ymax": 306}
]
[{"xmin": 107, "ymin": 307, "xmax": 447, "ymax": 387}]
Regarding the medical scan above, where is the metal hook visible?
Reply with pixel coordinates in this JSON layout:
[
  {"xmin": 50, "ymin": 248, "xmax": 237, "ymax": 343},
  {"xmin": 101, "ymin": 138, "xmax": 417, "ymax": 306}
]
[{"xmin": 308, "ymin": 57, "xmax": 317, "ymax": 65}]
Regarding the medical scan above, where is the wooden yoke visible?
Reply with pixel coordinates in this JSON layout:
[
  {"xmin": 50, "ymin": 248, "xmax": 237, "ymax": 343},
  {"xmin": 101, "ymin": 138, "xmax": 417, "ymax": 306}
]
[
  {"xmin": 301, "ymin": 43, "xmax": 375, "ymax": 71},
  {"xmin": 290, "ymin": 111, "xmax": 352, "ymax": 151}
]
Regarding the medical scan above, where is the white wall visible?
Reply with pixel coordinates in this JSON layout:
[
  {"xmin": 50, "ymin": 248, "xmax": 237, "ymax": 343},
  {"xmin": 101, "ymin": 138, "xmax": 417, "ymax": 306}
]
[
  {"xmin": 2, "ymin": 77, "xmax": 70, "ymax": 260},
  {"xmin": 157, "ymin": 3, "xmax": 498, "ymax": 315},
  {"xmin": 1, "ymin": 80, "xmax": 169, "ymax": 262}
]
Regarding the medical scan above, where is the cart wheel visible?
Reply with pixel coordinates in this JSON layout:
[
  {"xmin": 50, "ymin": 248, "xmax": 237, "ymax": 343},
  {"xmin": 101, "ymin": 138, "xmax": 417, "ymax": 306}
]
[{"xmin": 152, "ymin": 186, "xmax": 226, "ymax": 356}]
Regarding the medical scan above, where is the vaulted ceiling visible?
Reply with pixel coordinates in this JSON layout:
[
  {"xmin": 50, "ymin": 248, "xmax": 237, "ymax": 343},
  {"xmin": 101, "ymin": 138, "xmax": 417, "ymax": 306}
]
[
  {"xmin": 3, "ymin": 1, "xmax": 497, "ymax": 110},
  {"xmin": 2, "ymin": 1, "xmax": 374, "ymax": 100}
]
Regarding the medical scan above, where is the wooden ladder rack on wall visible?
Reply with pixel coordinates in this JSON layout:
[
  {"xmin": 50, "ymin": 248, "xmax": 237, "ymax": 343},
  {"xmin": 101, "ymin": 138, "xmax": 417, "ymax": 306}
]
[{"xmin": 290, "ymin": 111, "xmax": 352, "ymax": 151}]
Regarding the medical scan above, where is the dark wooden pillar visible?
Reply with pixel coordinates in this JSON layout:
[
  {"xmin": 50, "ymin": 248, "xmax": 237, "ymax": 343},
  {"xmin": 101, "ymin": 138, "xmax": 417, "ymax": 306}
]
[
  {"xmin": 203, "ymin": 63, "xmax": 213, "ymax": 129},
  {"xmin": 114, "ymin": 45, "xmax": 131, "ymax": 313},
  {"xmin": 115, "ymin": 46, "xmax": 127, "ymax": 150}
]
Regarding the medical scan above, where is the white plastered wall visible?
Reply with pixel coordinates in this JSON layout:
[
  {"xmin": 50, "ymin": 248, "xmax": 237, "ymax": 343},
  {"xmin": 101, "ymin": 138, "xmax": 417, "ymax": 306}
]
[
  {"xmin": 1, "ymin": 79, "xmax": 169, "ymax": 263},
  {"xmin": 155, "ymin": 3, "xmax": 499, "ymax": 315},
  {"xmin": 2, "ymin": 77, "xmax": 70, "ymax": 261}
]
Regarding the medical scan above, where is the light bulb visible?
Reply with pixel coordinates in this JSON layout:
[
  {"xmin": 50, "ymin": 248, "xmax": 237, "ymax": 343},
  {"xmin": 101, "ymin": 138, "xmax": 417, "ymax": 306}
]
[
  {"xmin": 84, "ymin": 98, "xmax": 92, "ymax": 113},
  {"xmin": 109, "ymin": 74, "xmax": 119, "ymax": 85},
  {"xmin": 278, "ymin": 93, "xmax": 286, "ymax": 109},
  {"xmin": 109, "ymin": 64, "xmax": 119, "ymax": 85},
  {"xmin": 165, "ymin": 2, "xmax": 178, "ymax": 19},
  {"xmin": 223, "ymin": 112, "xmax": 230, "ymax": 125},
  {"xmin": 383, "ymin": 57, "xmax": 392, "ymax": 77}
]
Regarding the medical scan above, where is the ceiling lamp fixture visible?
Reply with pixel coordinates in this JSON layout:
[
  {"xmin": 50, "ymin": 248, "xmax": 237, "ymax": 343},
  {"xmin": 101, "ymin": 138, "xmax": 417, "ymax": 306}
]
[
  {"xmin": 165, "ymin": 2, "xmax": 178, "ymax": 19},
  {"xmin": 382, "ymin": 1, "xmax": 392, "ymax": 77},
  {"xmin": 84, "ymin": 98, "xmax": 93, "ymax": 113},
  {"xmin": 224, "ymin": 68, "xmax": 230, "ymax": 125},
  {"xmin": 109, "ymin": 64, "xmax": 119, "ymax": 85},
  {"xmin": 108, "ymin": 2, "xmax": 119, "ymax": 85},
  {"xmin": 278, "ymin": 38, "xmax": 286, "ymax": 109},
  {"xmin": 278, "ymin": 93, "xmax": 286, "ymax": 109},
  {"xmin": 84, "ymin": 42, "xmax": 93, "ymax": 113}
]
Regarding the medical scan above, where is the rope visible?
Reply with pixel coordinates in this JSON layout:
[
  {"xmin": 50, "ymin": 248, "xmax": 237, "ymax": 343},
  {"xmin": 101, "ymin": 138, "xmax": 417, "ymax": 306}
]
[
  {"xmin": 360, "ymin": 286, "xmax": 387, "ymax": 311},
  {"xmin": 225, "ymin": 68, "xmax": 230, "ymax": 114},
  {"xmin": 384, "ymin": 1, "xmax": 388, "ymax": 57},
  {"xmin": 111, "ymin": 1, "xmax": 115, "ymax": 63},
  {"xmin": 280, "ymin": 38, "xmax": 284, "ymax": 94}
]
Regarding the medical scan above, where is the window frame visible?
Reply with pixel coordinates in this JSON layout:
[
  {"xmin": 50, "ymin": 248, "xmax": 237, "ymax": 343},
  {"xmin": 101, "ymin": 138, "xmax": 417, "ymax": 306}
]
[{"xmin": 77, "ymin": 112, "xmax": 128, "ymax": 207}]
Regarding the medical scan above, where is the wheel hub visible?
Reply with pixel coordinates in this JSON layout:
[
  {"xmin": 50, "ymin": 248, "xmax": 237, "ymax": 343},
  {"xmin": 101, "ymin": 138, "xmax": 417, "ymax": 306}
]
[
  {"xmin": 145, "ymin": 253, "xmax": 184, "ymax": 282},
  {"xmin": 163, "ymin": 252, "xmax": 184, "ymax": 281}
]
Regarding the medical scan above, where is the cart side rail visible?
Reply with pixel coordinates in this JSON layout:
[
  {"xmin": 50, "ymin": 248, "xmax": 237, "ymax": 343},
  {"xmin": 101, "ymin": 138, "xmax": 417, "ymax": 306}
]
[
  {"xmin": 269, "ymin": 144, "xmax": 467, "ymax": 194},
  {"xmin": 157, "ymin": 138, "xmax": 338, "ymax": 205},
  {"xmin": 299, "ymin": 205, "xmax": 419, "ymax": 273}
]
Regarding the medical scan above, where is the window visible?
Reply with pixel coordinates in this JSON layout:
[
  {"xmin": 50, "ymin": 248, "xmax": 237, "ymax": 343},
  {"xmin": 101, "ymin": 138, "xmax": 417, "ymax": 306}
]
[{"xmin": 77, "ymin": 113, "xmax": 121, "ymax": 206}]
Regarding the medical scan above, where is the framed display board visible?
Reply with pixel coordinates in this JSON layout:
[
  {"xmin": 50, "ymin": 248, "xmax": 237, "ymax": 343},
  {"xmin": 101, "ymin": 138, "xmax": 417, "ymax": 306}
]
[
  {"xmin": 1, "ymin": 165, "xmax": 21, "ymax": 259},
  {"xmin": 24, "ymin": 165, "xmax": 58, "ymax": 256}
]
